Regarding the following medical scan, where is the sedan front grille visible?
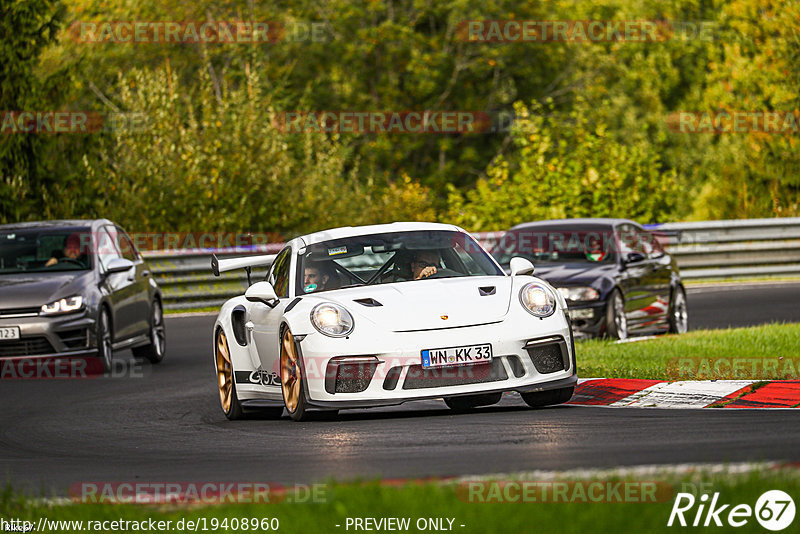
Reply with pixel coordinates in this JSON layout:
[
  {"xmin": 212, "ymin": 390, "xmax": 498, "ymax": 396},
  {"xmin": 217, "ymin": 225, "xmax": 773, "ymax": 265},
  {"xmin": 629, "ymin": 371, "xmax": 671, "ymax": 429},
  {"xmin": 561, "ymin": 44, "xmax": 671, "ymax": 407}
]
[{"xmin": 0, "ymin": 336, "xmax": 55, "ymax": 358}]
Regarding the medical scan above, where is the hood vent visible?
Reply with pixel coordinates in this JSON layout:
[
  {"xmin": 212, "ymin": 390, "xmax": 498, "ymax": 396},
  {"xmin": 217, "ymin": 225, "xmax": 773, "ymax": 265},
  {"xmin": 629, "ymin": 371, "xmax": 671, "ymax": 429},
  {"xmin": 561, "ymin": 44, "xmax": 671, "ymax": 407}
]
[
  {"xmin": 478, "ymin": 286, "xmax": 496, "ymax": 296},
  {"xmin": 354, "ymin": 297, "xmax": 383, "ymax": 307}
]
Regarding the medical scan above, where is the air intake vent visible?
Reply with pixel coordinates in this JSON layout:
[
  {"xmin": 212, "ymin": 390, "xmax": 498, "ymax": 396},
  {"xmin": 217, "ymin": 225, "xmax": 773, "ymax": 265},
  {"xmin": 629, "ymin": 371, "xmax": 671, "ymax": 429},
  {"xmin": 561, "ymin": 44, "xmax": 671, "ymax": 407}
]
[
  {"xmin": 479, "ymin": 286, "xmax": 496, "ymax": 296},
  {"xmin": 354, "ymin": 298, "xmax": 382, "ymax": 307},
  {"xmin": 524, "ymin": 337, "xmax": 570, "ymax": 374}
]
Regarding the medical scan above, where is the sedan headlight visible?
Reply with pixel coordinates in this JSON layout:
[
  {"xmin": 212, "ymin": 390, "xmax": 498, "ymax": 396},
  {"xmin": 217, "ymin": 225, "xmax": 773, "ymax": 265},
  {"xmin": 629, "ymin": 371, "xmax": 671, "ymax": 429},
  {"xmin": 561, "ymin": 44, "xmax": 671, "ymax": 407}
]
[
  {"xmin": 40, "ymin": 295, "xmax": 84, "ymax": 315},
  {"xmin": 556, "ymin": 286, "xmax": 600, "ymax": 302},
  {"xmin": 519, "ymin": 283, "xmax": 557, "ymax": 317},
  {"xmin": 310, "ymin": 302, "xmax": 354, "ymax": 337}
]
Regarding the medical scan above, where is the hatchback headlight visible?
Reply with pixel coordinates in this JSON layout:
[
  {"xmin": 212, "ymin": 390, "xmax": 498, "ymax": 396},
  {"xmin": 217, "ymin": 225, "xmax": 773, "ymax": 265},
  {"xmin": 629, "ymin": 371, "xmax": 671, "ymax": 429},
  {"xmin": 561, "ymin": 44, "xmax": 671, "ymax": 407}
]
[
  {"xmin": 519, "ymin": 283, "xmax": 557, "ymax": 317},
  {"xmin": 310, "ymin": 302, "xmax": 354, "ymax": 337},
  {"xmin": 41, "ymin": 295, "xmax": 84, "ymax": 315},
  {"xmin": 556, "ymin": 286, "xmax": 600, "ymax": 302}
]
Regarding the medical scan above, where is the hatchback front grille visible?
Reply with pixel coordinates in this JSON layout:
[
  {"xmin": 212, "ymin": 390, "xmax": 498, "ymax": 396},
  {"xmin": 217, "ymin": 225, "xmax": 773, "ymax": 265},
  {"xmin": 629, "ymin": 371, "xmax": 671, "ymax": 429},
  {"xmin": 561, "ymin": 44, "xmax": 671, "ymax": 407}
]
[
  {"xmin": 0, "ymin": 336, "xmax": 55, "ymax": 358},
  {"xmin": 0, "ymin": 307, "xmax": 40, "ymax": 318}
]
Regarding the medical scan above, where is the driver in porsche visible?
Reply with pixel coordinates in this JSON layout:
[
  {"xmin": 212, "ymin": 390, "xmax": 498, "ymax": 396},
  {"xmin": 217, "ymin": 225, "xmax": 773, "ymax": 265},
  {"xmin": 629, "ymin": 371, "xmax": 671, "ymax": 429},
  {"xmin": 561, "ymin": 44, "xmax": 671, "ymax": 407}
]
[{"xmin": 410, "ymin": 250, "xmax": 440, "ymax": 280}]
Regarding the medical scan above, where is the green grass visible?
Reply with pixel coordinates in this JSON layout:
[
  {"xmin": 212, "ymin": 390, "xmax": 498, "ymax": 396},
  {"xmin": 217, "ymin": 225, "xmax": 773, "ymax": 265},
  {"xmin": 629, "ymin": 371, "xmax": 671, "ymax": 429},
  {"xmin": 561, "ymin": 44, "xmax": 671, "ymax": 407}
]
[
  {"xmin": 2, "ymin": 468, "xmax": 799, "ymax": 533},
  {"xmin": 577, "ymin": 323, "xmax": 800, "ymax": 380}
]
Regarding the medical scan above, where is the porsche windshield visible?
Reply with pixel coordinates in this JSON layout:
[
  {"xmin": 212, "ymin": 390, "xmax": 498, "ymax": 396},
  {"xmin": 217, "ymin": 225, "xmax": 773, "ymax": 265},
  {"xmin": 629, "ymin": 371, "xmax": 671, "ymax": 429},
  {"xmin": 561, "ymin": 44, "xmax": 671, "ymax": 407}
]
[
  {"xmin": 0, "ymin": 228, "xmax": 93, "ymax": 274},
  {"xmin": 297, "ymin": 230, "xmax": 503, "ymax": 294},
  {"xmin": 491, "ymin": 226, "xmax": 618, "ymax": 266}
]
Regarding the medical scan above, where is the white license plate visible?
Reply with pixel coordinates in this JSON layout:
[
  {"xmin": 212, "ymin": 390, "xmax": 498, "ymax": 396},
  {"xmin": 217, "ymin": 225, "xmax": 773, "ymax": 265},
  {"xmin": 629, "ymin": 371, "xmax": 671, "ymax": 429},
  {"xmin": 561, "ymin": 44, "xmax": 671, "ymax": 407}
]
[
  {"xmin": 0, "ymin": 326, "xmax": 20, "ymax": 340},
  {"xmin": 421, "ymin": 343, "xmax": 493, "ymax": 368}
]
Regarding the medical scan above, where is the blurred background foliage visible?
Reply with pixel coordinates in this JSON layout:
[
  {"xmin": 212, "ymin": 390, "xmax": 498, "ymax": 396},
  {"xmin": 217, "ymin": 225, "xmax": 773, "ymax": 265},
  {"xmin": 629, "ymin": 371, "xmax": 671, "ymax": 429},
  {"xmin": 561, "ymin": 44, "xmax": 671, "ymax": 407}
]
[{"xmin": 2, "ymin": 0, "xmax": 799, "ymax": 237}]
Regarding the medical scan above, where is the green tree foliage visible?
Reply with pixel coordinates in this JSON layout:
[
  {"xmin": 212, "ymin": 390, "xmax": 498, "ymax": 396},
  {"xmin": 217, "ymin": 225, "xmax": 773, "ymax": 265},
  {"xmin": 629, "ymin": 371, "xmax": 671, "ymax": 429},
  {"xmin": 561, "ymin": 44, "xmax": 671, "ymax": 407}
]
[
  {"xmin": 448, "ymin": 100, "xmax": 678, "ymax": 230},
  {"xmin": 687, "ymin": 0, "xmax": 800, "ymax": 219},
  {"xmin": 5, "ymin": 0, "xmax": 800, "ymax": 235},
  {"xmin": 82, "ymin": 62, "xmax": 434, "ymax": 235},
  {"xmin": 1, "ymin": 0, "xmax": 66, "ymax": 222}
]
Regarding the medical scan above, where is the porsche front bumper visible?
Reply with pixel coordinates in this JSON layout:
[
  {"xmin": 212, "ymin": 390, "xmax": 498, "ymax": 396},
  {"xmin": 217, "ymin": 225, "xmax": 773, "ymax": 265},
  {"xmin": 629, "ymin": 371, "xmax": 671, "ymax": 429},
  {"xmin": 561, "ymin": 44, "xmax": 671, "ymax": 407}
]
[{"xmin": 296, "ymin": 311, "xmax": 576, "ymax": 409}]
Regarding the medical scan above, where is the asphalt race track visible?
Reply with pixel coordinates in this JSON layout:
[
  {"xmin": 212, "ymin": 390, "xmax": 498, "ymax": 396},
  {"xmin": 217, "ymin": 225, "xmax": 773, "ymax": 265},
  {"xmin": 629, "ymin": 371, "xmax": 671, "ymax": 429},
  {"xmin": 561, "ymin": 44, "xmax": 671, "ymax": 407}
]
[{"xmin": 2, "ymin": 282, "xmax": 799, "ymax": 495}]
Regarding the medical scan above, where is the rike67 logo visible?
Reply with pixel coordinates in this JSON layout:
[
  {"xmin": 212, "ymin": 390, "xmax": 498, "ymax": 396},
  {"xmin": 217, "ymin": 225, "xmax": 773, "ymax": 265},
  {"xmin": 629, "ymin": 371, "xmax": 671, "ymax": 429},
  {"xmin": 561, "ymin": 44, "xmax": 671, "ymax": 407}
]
[{"xmin": 668, "ymin": 490, "xmax": 795, "ymax": 531}]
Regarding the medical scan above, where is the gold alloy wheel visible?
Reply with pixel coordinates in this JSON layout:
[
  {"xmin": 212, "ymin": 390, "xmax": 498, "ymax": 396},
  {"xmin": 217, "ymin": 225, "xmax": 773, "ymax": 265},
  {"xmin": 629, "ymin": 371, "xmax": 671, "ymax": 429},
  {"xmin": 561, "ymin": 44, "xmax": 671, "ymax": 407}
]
[
  {"xmin": 216, "ymin": 331, "xmax": 233, "ymax": 414},
  {"xmin": 281, "ymin": 330, "xmax": 301, "ymax": 413}
]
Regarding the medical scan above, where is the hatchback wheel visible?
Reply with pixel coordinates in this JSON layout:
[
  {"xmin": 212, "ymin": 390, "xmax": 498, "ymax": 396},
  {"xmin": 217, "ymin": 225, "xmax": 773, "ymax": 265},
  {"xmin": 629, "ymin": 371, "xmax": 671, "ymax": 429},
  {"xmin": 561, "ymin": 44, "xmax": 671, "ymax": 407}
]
[
  {"xmin": 97, "ymin": 308, "xmax": 113, "ymax": 373},
  {"xmin": 132, "ymin": 300, "xmax": 166, "ymax": 363}
]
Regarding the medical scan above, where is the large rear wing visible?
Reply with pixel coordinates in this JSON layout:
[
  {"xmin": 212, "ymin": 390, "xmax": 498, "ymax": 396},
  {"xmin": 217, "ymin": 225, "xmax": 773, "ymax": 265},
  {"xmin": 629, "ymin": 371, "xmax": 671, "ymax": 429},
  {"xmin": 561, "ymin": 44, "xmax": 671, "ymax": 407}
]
[{"xmin": 211, "ymin": 253, "xmax": 276, "ymax": 285}]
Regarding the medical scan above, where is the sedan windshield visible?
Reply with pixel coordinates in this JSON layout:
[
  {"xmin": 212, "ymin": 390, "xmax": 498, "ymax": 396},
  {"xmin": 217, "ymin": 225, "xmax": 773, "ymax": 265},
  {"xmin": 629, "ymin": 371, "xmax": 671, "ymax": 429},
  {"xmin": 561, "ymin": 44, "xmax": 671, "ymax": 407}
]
[
  {"xmin": 0, "ymin": 228, "xmax": 93, "ymax": 274},
  {"xmin": 297, "ymin": 230, "xmax": 503, "ymax": 294},
  {"xmin": 491, "ymin": 226, "xmax": 618, "ymax": 266}
]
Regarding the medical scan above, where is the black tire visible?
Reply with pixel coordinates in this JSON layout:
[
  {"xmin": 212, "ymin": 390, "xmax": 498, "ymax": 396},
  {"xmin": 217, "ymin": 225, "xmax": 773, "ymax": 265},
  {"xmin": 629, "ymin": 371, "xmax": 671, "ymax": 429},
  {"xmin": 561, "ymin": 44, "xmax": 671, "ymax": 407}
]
[
  {"xmin": 444, "ymin": 392, "xmax": 502, "ymax": 412},
  {"xmin": 668, "ymin": 286, "xmax": 689, "ymax": 334},
  {"xmin": 215, "ymin": 330, "xmax": 283, "ymax": 421},
  {"xmin": 605, "ymin": 289, "xmax": 628, "ymax": 340},
  {"xmin": 281, "ymin": 328, "xmax": 311, "ymax": 422},
  {"xmin": 132, "ymin": 300, "xmax": 166, "ymax": 364},
  {"xmin": 520, "ymin": 386, "xmax": 574, "ymax": 408},
  {"xmin": 97, "ymin": 308, "xmax": 113, "ymax": 373},
  {"xmin": 225, "ymin": 381, "xmax": 246, "ymax": 420}
]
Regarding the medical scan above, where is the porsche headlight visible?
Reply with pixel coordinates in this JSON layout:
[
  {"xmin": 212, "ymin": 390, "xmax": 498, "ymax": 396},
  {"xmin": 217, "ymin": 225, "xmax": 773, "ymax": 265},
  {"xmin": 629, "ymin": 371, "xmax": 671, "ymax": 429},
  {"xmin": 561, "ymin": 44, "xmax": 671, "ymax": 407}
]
[
  {"xmin": 310, "ymin": 302, "xmax": 354, "ymax": 337},
  {"xmin": 40, "ymin": 295, "xmax": 84, "ymax": 315},
  {"xmin": 556, "ymin": 286, "xmax": 600, "ymax": 302},
  {"xmin": 519, "ymin": 283, "xmax": 556, "ymax": 318}
]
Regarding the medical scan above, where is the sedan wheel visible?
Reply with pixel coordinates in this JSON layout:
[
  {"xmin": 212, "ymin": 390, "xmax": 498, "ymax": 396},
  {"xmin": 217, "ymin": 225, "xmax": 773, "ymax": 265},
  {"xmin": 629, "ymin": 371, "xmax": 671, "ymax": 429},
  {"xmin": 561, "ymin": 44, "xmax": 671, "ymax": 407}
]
[
  {"xmin": 281, "ymin": 329, "xmax": 309, "ymax": 421},
  {"xmin": 606, "ymin": 290, "xmax": 628, "ymax": 340},
  {"xmin": 216, "ymin": 331, "xmax": 243, "ymax": 420},
  {"xmin": 669, "ymin": 286, "xmax": 689, "ymax": 334}
]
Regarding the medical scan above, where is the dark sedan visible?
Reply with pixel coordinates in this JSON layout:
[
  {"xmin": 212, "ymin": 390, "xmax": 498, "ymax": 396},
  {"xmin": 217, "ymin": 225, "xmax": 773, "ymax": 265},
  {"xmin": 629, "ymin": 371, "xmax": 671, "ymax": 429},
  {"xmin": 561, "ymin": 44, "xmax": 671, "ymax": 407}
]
[
  {"xmin": 491, "ymin": 218, "xmax": 688, "ymax": 339},
  {"xmin": 0, "ymin": 219, "xmax": 165, "ymax": 373}
]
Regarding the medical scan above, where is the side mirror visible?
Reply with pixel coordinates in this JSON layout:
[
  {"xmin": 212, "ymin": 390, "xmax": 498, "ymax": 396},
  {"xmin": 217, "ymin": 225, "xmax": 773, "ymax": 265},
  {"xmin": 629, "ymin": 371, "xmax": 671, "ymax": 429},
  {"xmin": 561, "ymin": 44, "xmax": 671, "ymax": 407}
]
[
  {"xmin": 509, "ymin": 257, "xmax": 535, "ymax": 276},
  {"xmin": 245, "ymin": 281, "xmax": 279, "ymax": 307},
  {"xmin": 624, "ymin": 251, "xmax": 646, "ymax": 264},
  {"xmin": 106, "ymin": 258, "xmax": 134, "ymax": 274}
]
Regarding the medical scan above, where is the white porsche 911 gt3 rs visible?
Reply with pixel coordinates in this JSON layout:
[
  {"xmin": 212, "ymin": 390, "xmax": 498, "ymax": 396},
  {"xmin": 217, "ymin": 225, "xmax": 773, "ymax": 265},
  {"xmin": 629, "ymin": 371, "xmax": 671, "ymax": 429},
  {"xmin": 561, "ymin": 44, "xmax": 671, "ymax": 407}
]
[{"xmin": 211, "ymin": 222, "xmax": 577, "ymax": 421}]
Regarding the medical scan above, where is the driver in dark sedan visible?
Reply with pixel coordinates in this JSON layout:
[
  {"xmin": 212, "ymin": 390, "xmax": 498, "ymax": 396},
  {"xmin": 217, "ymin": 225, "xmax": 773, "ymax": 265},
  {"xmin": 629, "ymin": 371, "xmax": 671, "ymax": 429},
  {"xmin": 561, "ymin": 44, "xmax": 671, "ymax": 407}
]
[{"xmin": 45, "ymin": 233, "xmax": 87, "ymax": 267}]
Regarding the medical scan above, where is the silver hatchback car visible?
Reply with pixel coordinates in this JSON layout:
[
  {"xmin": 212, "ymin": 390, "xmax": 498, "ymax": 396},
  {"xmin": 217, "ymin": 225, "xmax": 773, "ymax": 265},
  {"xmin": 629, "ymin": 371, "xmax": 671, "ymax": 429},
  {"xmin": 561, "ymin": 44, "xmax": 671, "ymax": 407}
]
[{"xmin": 0, "ymin": 219, "xmax": 165, "ymax": 374}]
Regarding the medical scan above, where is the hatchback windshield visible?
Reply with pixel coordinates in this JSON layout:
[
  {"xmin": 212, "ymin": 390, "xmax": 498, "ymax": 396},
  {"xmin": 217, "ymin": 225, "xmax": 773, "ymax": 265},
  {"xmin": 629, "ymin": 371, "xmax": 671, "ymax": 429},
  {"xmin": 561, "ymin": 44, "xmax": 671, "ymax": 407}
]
[
  {"xmin": 297, "ymin": 230, "xmax": 503, "ymax": 294},
  {"xmin": 0, "ymin": 228, "xmax": 92, "ymax": 273},
  {"xmin": 491, "ymin": 226, "xmax": 618, "ymax": 266}
]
